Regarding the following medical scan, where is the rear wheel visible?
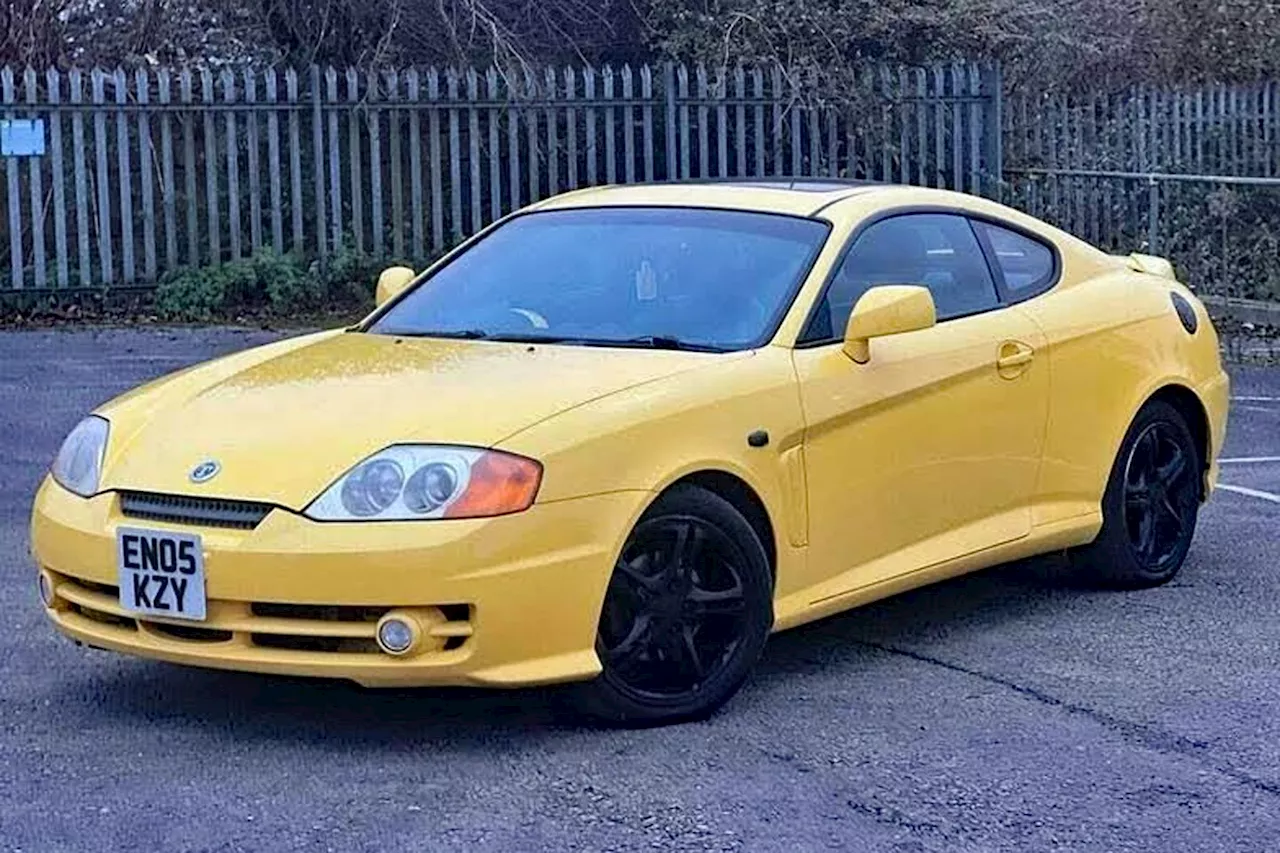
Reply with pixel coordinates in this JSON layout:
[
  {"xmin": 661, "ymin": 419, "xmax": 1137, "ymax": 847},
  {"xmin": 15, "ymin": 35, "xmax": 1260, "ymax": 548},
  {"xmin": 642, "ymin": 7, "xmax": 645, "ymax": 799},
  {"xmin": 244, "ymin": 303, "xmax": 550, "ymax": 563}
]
[
  {"xmin": 572, "ymin": 485, "xmax": 773, "ymax": 727},
  {"xmin": 1070, "ymin": 400, "xmax": 1202, "ymax": 589}
]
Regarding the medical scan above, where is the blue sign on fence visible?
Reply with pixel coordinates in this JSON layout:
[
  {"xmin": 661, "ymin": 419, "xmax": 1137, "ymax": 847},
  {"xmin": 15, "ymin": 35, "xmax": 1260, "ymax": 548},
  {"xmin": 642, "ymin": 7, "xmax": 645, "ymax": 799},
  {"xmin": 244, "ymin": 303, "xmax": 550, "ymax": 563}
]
[{"xmin": 0, "ymin": 119, "xmax": 46, "ymax": 156}]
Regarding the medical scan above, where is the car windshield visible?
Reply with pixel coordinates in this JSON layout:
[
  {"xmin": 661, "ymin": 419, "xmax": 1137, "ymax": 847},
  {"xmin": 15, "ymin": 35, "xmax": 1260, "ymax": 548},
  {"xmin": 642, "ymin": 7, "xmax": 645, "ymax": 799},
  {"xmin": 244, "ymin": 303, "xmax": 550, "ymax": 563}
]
[{"xmin": 369, "ymin": 207, "xmax": 829, "ymax": 351}]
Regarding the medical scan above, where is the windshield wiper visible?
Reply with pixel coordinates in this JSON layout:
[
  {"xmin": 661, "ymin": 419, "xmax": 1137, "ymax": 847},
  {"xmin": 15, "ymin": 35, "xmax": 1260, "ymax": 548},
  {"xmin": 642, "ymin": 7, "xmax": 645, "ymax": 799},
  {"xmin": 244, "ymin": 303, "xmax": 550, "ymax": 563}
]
[
  {"xmin": 381, "ymin": 328, "xmax": 491, "ymax": 339},
  {"xmin": 584, "ymin": 335, "xmax": 730, "ymax": 353}
]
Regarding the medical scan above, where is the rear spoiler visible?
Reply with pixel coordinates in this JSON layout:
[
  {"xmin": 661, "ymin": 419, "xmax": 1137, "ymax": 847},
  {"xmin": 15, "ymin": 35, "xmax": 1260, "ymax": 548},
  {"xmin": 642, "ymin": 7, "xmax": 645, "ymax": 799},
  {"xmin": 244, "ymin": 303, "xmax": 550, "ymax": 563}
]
[{"xmin": 1120, "ymin": 252, "xmax": 1178, "ymax": 280}]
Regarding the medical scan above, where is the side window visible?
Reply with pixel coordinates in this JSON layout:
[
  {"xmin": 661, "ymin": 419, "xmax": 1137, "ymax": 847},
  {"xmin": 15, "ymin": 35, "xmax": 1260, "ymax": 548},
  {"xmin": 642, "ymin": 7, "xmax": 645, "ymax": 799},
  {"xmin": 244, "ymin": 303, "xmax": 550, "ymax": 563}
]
[
  {"xmin": 973, "ymin": 220, "xmax": 1056, "ymax": 300},
  {"xmin": 806, "ymin": 213, "xmax": 999, "ymax": 341}
]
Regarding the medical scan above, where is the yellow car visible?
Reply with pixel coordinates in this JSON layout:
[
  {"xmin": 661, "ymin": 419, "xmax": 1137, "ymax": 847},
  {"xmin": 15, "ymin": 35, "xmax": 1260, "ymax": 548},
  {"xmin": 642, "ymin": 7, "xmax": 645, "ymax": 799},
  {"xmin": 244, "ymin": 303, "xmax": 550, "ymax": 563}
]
[{"xmin": 31, "ymin": 181, "xmax": 1229, "ymax": 726}]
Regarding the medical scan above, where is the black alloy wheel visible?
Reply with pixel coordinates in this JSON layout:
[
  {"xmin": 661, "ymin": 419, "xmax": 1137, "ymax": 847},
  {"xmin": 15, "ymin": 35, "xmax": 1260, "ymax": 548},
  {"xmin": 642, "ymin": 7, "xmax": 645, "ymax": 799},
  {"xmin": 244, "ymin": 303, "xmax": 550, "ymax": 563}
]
[
  {"xmin": 1071, "ymin": 399, "xmax": 1202, "ymax": 589},
  {"xmin": 1121, "ymin": 420, "xmax": 1199, "ymax": 572},
  {"xmin": 573, "ymin": 485, "xmax": 773, "ymax": 726}
]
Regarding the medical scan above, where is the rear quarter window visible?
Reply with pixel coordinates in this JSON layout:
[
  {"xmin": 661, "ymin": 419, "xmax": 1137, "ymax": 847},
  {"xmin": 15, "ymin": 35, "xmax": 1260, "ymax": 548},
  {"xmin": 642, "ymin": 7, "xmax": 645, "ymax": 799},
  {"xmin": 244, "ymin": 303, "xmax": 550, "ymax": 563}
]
[{"xmin": 974, "ymin": 221, "xmax": 1057, "ymax": 301}]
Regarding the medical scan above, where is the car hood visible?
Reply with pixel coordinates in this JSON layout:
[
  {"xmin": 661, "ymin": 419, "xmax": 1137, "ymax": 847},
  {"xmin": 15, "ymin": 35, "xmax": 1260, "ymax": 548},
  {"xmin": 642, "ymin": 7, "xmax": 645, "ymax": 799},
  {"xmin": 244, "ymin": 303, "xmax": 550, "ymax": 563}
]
[{"xmin": 98, "ymin": 331, "xmax": 729, "ymax": 509}]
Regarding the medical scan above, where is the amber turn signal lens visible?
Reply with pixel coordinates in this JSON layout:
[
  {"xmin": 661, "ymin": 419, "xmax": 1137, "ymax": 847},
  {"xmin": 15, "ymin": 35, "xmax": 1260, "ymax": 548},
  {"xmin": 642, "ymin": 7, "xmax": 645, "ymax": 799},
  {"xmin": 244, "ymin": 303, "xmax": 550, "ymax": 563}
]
[{"xmin": 444, "ymin": 451, "xmax": 542, "ymax": 519}]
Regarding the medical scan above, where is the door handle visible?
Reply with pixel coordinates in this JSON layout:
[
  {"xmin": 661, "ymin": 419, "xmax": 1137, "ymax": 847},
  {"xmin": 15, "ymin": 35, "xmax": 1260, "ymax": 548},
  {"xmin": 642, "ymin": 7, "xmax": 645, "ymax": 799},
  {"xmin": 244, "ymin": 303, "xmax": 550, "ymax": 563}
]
[{"xmin": 997, "ymin": 341, "xmax": 1035, "ymax": 377}]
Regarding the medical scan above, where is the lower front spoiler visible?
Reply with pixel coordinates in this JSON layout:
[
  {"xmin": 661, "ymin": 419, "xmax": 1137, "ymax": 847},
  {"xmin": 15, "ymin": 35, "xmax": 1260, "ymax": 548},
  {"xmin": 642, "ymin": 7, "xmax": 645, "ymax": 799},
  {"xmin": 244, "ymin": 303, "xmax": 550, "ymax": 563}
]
[{"xmin": 47, "ymin": 602, "xmax": 602, "ymax": 688}]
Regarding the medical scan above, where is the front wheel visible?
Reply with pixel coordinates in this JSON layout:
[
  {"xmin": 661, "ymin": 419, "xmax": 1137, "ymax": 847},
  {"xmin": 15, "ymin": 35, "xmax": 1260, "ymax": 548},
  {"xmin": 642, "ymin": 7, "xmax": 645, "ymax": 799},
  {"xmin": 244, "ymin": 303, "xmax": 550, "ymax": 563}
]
[
  {"xmin": 572, "ymin": 485, "xmax": 774, "ymax": 727},
  {"xmin": 1070, "ymin": 399, "xmax": 1202, "ymax": 589}
]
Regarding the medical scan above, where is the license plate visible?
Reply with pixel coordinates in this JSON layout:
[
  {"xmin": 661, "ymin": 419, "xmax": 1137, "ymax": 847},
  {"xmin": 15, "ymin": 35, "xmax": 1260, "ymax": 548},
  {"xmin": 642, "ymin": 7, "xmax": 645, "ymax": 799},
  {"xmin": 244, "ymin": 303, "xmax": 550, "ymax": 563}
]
[{"xmin": 116, "ymin": 527, "xmax": 207, "ymax": 621}]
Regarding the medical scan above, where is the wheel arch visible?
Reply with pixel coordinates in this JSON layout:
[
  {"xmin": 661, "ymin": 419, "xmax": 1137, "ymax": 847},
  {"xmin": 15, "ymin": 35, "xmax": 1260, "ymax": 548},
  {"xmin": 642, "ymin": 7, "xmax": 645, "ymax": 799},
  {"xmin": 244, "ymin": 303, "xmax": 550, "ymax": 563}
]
[
  {"xmin": 1139, "ymin": 383, "xmax": 1212, "ymax": 500},
  {"xmin": 656, "ymin": 470, "xmax": 778, "ymax": 581}
]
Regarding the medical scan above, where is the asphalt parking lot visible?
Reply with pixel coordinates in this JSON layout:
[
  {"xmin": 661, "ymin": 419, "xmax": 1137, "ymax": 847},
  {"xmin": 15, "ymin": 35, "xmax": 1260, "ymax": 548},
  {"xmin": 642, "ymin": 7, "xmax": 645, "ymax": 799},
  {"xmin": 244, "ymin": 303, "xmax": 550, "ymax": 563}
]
[{"xmin": 1, "ymin": 327, "xmax": 1278, "ymax": 853}]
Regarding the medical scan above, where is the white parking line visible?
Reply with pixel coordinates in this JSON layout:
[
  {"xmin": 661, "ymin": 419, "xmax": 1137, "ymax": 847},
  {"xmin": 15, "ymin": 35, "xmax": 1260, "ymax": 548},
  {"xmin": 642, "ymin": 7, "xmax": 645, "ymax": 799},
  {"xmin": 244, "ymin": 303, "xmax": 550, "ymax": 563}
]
[
  {"xmin": 1218, "ymin": 484, "xmax": 1280, "ymax": 504},
  {"xmin": 1232, "ymin": 396, "xmax": 1280, "ymax": 402},
  {"xmin": 1220, "ymin": 457, "xmax": 1280, "ymax": 464}
]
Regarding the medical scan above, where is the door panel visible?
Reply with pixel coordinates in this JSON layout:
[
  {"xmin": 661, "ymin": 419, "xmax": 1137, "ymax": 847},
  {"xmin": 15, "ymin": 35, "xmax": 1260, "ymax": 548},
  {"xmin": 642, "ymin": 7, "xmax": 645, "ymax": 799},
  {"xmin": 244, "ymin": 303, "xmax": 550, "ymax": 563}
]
[{"xmin": 791, "ymin": 306, "xmax": 1049, "ymax": 600}]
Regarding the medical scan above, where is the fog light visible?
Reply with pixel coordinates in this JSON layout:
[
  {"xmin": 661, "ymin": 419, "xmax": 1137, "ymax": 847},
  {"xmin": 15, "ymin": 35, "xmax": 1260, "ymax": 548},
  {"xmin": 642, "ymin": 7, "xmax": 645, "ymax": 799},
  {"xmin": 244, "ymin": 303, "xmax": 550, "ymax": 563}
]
[
  {"xmin": 37, "ymin": 571, "xmax": 56, "ymax": 608},
  {"xmin": 376, "ymin": 616, "xmax": 417, "ymax": 655}
]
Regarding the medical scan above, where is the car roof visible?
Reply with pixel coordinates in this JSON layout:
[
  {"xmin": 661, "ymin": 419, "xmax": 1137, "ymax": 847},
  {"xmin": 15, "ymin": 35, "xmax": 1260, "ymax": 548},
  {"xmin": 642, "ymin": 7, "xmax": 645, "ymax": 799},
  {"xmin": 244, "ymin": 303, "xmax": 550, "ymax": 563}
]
[{"xmin": 529, "ymin": 179, "xmax": 891, "ymax": 217}]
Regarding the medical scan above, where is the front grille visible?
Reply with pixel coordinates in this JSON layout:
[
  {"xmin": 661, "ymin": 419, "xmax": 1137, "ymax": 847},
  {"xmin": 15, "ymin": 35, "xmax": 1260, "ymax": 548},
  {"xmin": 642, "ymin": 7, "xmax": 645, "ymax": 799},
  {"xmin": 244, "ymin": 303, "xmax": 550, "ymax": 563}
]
[
  {"xmin": 119, "ymin": 491, "xmax": 273, "ymax": 530},
  {"xmin": 251, "ymin": 603, "xmax": 387, "ymax": 623}
]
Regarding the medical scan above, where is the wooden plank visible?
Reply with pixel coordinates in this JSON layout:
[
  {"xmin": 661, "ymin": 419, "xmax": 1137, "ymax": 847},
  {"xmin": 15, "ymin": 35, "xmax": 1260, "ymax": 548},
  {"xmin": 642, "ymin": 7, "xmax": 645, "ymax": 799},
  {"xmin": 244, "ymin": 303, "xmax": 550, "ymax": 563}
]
[
  {"xmin": 346, "ymin": 70, "xmax": 364, "ymax": 254},
  {"xmin": 265, "ymin": 69, "xmax": 284, "ymax": 253},
  {"xmin": 696, "ymin": 64, "xmax": 709, "ymax": 177},
  {"xmin": 446, "ymin": 70, "xmax": 462, "ymax": 239},
  {"xmin": 181, "ymin": 70, "xmax": 200, "ymax": 264},
  {"xmin": 791, "ymin": 72, "xmax": 803, "ymax": 176},
  {"xmin": 116, "ymin": 69, "xmax": 136, "ymax": 281},
  {"xmin": 525, "ymin": 71, "xmax": 540, "ymax": 201},
  {"xmin": 967, "ymin": 63, "xmax": 982, "ymax": 195},
  {"xmin": 717, "ymin": 69, "xmax": 729, "ymax": 177},
  {"xmin": 23, "ymin": 68, "xmax": 46, "ymax": 287},
  {"xmin": 368, "ymin": 69, "xmax": 384, "ymax": 256},
  {"xmin": 325, "ymin": 68, "xmax": 341, "ymax": 255},
  {"xmin": 135, "ymin": 69, "xmax": 157, "ymax": 280},
  {"xmin": 914, "ymin": 68, "xmax": 926, "ymax": 185},
  {"xmin": 877, "ymin": 66, "xmax": 890, "ymax": 181},
  {"xmin": 564, "ymin": 68, "xmax": 578, "ymax": 190},
  {"xmin": 202, "ymin": 69, "xmax": 221, "ymax": 265},
  {"xmin": 309, "ymin": 66, "xmax": 327, "ymax": 258},
  {"xmin": 221, "ymin": 70, "xmax": 241, "ymax": 262},
  {"xmin": 663, "ymin": 64, "xmax": 676, "ymax": 181},
  {"xmin": 285, "ymin": 69, "xmax": 304, "ymax": 254},
  {"xmin": 468, "ymin": 69, "xmax": 482, "ymax": 234},
  {"xmin": 622, "ymin": 65, "xmax": 637, "ymax": 183},
  {"xmin": 69, "ymin": 69, "xmax": 91, "ymax": 284},
  {"xmin": 948, "ymin": 64, "xmax": 963, "ymax": 191},
  {"xmin": 158, "ymin": 70, "xmax": 179, "ymax": 270},
  {"xmin": 931, "ymin": 66, "xmax": 944, "ymax": 187},
  {"xmin": 678, "ymin": 65, "xmax": 691, "ymax": 178},
  {"xmin": 407, "ymin": 70, "xmax": 425, "ymax": 255},
  {"xmin": 244, "ymin": 69, "xmax": 262, "ymax": 256},
  {"xmin": 809, "ymin": 69, "xmax": 821, "ymax": 175},
  {"xmin": 585, "ymin": 67, "xmax": 598, "ymax": 184},
  {"xmin": 2, "ymin": 69, "xmax": 20, "ymax": 290},
  {"xmin": 641, "ymin": 65, "xmax": 655, "ymax": 182},
  {"xmin": 826, "ymin": 101, "xmax": 838, "ymax": 178},
  {"xmin": 93, "ymin": 70, "xmax": 115, "ymax": 282},
  {"xmin": 46, "ymin": 70, "xmax": 69, "ymax": 287},
  {"xmin": 604, "ymin": 66, "xmax": 617, "ymax": 183},
  {"xmin": 753, "ymin": 68, "xmax": 766, "ymax": 177},
  {"xmin": 545, "ymin": 67, "xmax": 560, "ymax": 195},
  {"xmin": 388, "ymin": 70, "xmax": 405, "ymax": 255},
  {"xmin": 428, "ymin": 69, "xmax": 444, "ymax": 250},
  {"xmin": 734, "ymin": 66, "xmax": 746, "ymax": 177},
  {"xmin": 488, "ymin": 69, "xmax": 501, "ymax": 222},
  {"xmin": 506, "ymin": 70, "xmax": 520, "ymax": 212}
]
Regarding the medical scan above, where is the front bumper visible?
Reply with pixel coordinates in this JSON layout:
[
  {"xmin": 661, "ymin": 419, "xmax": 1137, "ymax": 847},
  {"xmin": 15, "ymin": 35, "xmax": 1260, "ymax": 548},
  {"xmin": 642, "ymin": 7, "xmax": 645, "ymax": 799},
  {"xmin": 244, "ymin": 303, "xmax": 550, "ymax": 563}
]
[{"xmin": 31, "ymin": 478, "xmax": 644, "ymax": 688}]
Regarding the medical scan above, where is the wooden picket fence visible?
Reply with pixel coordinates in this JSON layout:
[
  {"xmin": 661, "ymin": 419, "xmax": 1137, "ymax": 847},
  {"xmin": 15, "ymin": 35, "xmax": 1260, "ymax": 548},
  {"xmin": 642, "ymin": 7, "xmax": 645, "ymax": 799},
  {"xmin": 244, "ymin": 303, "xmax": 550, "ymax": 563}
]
[{"xmin": 0, "ymin": 62, "xmax": 1002, "ymax": 292}]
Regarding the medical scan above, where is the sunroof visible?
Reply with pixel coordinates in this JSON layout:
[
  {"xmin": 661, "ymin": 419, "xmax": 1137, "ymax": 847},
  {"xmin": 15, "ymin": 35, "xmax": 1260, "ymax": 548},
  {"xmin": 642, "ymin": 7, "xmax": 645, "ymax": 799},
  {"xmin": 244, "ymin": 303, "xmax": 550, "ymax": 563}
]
[{"xmin": 725, "ymin": 179, "xmax": 883, "ymax": 192}]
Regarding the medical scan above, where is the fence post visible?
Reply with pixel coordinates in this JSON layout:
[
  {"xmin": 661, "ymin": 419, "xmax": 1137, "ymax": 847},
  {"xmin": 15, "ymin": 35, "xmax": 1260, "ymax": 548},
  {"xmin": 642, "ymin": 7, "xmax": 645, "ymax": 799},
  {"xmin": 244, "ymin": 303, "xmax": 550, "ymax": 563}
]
[
  {"xmin": 309, "ymin": 66, "xmax": 327, "ymax": 260},
  {"xmin": 983, "ymin": 62, "xmax": 1004, "ymax": 200},
  {"xmin": 1147, "ymin": 177, "xmax": 1159, "ymax": 254},
  {"xmin": 663, "ymin": 63, "xmax": 677, "ymax": 181}
]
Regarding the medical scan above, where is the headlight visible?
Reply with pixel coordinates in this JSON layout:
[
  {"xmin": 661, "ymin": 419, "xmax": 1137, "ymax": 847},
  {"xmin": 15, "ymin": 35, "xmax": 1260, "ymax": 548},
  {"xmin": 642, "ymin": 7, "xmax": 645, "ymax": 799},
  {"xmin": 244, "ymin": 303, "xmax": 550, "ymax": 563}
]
[
  {"xmin": 51, "ymin": 416, "xmax": 109, "ymax": 497},
  {"xmin": 306, "ymin": 445, "xmax": 542, "ymax": 521}
]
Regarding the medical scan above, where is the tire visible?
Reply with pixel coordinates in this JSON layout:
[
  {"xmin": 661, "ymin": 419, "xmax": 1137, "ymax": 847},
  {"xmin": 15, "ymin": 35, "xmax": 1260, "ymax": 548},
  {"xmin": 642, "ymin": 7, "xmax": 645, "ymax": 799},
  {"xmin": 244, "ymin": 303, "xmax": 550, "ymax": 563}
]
[
  {"xmin": 571, "ymin": 484, "xmax": 774, "ymax": 727},
  {"xmin": 1070, "ymin": 399, "xmax": 1202, "ymax": 589}
]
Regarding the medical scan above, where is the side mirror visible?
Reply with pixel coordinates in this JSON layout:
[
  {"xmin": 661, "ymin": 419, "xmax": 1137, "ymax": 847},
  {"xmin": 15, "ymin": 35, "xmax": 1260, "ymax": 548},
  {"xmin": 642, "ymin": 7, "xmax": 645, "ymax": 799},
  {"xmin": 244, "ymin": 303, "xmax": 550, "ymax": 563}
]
[
  {"xmin": 843, "ymin": 285, "xmax": 936, "ymax": 363},
  {"xmin": 375, "ymin": 266, "xmax": 417, "ymax": 308}
]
